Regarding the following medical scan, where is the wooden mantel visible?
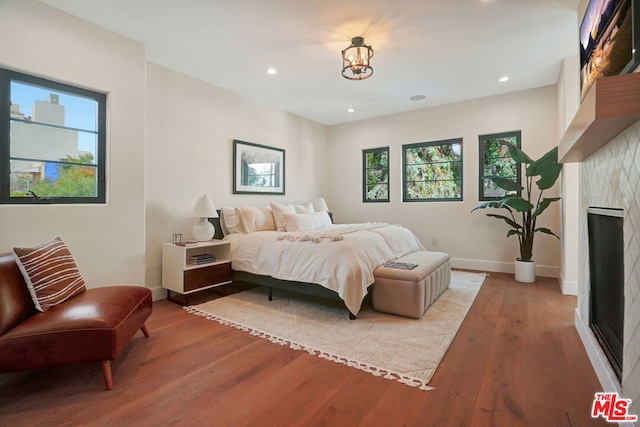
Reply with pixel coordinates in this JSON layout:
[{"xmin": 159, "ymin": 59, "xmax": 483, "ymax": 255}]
[{"xmin": 559, "ymin": 72, "xmax": 640, "ymax": 163}]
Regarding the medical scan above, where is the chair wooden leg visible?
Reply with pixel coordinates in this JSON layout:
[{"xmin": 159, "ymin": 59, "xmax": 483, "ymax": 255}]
[
  {"xmin": 101, "ymin": 360, "xmax": 113, "ymax": 390},
  {"xmin": 140, "ymin": 323, "xmax": 150, "ymax": 337}
]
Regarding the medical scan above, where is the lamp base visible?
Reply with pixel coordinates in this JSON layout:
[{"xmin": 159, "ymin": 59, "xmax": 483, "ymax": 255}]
[{"xmin": 192, "ymin": 218, "xmax": 214, "ymax": 241}]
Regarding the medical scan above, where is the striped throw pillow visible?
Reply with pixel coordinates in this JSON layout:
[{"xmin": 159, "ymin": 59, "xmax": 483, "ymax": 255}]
[{"xmin": 13, "ymin": 237, "xmax": 86, "ymax": 312}]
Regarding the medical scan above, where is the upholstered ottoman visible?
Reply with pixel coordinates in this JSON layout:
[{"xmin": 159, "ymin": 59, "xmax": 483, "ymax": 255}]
[{"xmin": 372, "ymin": 251, "xmax": 451, "ymax": 319}]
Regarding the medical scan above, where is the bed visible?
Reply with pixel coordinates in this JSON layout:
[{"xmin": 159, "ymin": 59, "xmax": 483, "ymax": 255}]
[{"xmin": 210, "ymin": 205, "xmax": 425, "ymax": 318}]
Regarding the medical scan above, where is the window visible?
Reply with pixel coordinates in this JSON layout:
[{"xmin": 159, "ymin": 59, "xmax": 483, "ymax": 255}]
[
  {"xmin": 363, "ymin": 147, "xmax": 389, "ymax": 202},
  {"xmin": 479, "ymin": 131, "xmax": 521, "ymax": 200},
  {"xmin": 402, "ymin": 139, "xmax": 462, "ymax": 202},
  {"xmin": 0, "ymin": 68, "xmax": 106, "ymax": 204}
]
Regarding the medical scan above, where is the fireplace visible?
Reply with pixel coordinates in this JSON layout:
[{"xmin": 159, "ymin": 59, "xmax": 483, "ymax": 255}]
[{"xmin": 587, "ymin": 207, "xmax": 624, "ymax": 382}]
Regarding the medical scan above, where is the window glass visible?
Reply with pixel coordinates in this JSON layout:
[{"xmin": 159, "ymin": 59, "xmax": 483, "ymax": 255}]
[
  {"xmin": 363, "ymin": 147, "xmax": 389, "ymax": 202},
  {"xmin": 479, "ymin": 131, "xmax": 521, "ymax": 200},
  {"xmin": 1, "ymin": 69, "xmax": 106, "ymax": 204},
  {"xmin": 403, "ymin": 139, "xmax": 462, "ymax": 202}
]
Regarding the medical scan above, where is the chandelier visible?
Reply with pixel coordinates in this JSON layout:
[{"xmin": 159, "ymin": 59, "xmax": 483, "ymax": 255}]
[{"xmin": 341, "ymin": 37, "xmax": 374, "ymax": 80}]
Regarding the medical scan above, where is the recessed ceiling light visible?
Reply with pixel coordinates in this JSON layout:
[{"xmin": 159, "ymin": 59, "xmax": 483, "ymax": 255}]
[
  {"xmin": 347, "ymin": 108, "xmax": 355, "ymax": 113},
  {"xmin": 409, "ymin": 94, "xmax": 426, "ymax": 101},
  {"xmin": 267, "ymin": 68, "xmax": 277, "ymax": 75},
  {"xmin": 499, "ymin": 76, "xmax": 509, "ymax": 82}
]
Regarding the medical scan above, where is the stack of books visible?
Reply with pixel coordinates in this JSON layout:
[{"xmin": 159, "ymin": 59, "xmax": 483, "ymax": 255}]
[{"xmin": 189, "ymin": 253, "xmax": 216, "ymax": 265}]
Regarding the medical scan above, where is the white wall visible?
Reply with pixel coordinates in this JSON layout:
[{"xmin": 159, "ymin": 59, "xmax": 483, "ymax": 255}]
[
  {"xmin": 557, "ymin": 55, "xmax": 581, "ymax": 296},
  {"xmin": 0, "ymin": 1, "xmax": 569, "ymax": 293},
  {"xmin": 0, "ymin": 0, "xmax": 146, "ymax": 287},
  {"xmin": 327, "ymin": 86, "xmax": 561, "ymax": 276},
  {"xmin": 144, "ymin": 63, "xmax": 329, "ymax": 297}
]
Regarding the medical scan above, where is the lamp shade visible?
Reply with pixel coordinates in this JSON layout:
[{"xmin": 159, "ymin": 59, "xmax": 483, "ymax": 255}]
[
  {"xmin": 191, "ymin": 194, "xmax": 218, "ymax": 218},
  {"xmin": 313, "ymin": 197, "xmax": 329, "ymax": 212},
  {"xmin": 191, "ymin": 194, "xmax": 218, "ymax": 241}
]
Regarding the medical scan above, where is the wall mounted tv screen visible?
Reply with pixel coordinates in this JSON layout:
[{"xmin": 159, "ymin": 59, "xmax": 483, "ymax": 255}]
[{"xmin": 580, "ymin": 0, "xmax": 640, "ymax": 101}]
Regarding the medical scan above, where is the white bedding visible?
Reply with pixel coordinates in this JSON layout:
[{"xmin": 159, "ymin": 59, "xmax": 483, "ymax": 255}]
[{"xmin": 224, "ymin": 223, "xmax": 425, "ymax": 315}]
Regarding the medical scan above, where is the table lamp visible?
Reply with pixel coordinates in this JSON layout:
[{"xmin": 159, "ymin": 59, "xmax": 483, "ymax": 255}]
[{"xmin": 191, "ymin": 194, "xmax": 218, "ymax": 241}]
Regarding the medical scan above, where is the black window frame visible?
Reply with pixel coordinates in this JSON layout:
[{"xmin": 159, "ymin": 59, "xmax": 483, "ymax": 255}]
[
  {"xmin": 362, "ymin": 146, "xmax": 390, "ymax": 203},
  {"xmin": 478, "ymin": 131, "xmax": 522, "ymax": 201},
  {"xmin": 402, "ymin": 138, "xmax": 463, "ymax": 202},
  {"xmin": 0, "ymin": 68, "xmax": 106, "ymax": 205}
]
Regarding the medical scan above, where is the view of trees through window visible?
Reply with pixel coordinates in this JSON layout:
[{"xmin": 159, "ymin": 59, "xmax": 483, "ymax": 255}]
[
  {"xmin": 1, "ymin": 68, "xmax": 105, "ymax": 204},
  {"xmin": 479, "ymin": 131, "xmax": 521, "ymax": 200},
  {"xmin": 10, "ymin": 153, "xmax": 97, "ymax": 198},
  {"xmin": 363, "ymin": 147, "xmax": 389, "ymax": 202},
  {"xmin": 403, "ymin": 139, "xmax": 462, "ymax": 201}
]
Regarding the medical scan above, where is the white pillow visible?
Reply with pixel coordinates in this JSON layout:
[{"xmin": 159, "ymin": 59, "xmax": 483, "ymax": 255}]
[
  {"xmin": 236, "ymin": 206, "xmax": 276, "ymax": 233},
  {"xmin": 270, "ymin": 202, "xmax": 295, "ymax": 231},
  {"xmin": 283, "ymin": 211, "xmax": 332, "ymax": 232},
  {"xmin": 294, "ymin": 202, "xmax": 314, "ymax": 213},
  {"xmin": 221, "ymin": 207, "xmax": 245, "ymax": 235}
]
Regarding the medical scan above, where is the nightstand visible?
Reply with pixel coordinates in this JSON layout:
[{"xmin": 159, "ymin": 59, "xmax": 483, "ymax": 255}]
[{"xmin": 162, "ymin": 240, "xmax": 232, "ymax": 305}]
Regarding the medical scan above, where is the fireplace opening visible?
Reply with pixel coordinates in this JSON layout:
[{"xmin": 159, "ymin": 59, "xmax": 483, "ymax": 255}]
[{"xmin": 587, "ymin": 207, "xmax": 624, "ymax": 382}]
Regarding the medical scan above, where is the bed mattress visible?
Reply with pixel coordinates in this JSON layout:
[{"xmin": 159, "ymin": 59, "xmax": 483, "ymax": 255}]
[{"xmin": 223, "ymin": 223, "xmax": 425, "ymax": 314}]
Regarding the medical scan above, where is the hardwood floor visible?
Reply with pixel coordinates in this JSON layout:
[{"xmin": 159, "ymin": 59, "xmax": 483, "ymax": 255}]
[{"xmin": 0, "ymin": 273, "xmax": 608, "ymax": 426}]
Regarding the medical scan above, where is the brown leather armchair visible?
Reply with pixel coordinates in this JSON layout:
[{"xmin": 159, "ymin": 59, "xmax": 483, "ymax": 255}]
[{"xmin": 0, "ymin": 252, "xmax": 152, "ymax": 390}]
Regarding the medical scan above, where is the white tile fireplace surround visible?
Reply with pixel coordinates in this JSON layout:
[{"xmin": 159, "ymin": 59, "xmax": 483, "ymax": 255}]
[{"xmin": 578, "ymin": 120, "xmax": 640, "ymax": 420}]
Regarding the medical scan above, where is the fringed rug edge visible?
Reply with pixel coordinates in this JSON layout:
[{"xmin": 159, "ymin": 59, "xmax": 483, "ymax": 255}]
[{"xmin": 184, "ymin": 305, "xmax": 435, "ymax": 391}]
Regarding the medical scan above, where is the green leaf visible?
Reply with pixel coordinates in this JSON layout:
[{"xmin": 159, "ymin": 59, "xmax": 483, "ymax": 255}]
[
  {"xmin": 506, "ymin": 143, "xmax": 532, "ymax": 164},
  {"xmin": 506, "ymin": 229, "xmax": 522, "ymax": 238},
  {"xmin": 527, "ymin": 146, "xmax": 558, "ymax": 176},
  {"xmin": 532, "ymin": 197, "xmax": 561, "ymax": 219},
  {"xmin": 471, "ymin": 200, "xmax": 503, "ymax": 212},
  {"xmin": 487, "ymin": 213, "xmax": 522, "ymax": 229},
  {"xmin": 535, "ymin": 163, "xmax": 562, "ymax": 190},
  {"xmin": 526, "ymin": 146, "xmax": 562, "ymax": 190},
  {"xmin": 500, "ymin": 196, "xmax": 534, "ymax": 212},
  {"xmin": 488, "ymin": 176, "xmax": 523, "ymax": 192},
  {"xmin": 535, "ymin": 227, "xmax": 560, "ymax": 239}
]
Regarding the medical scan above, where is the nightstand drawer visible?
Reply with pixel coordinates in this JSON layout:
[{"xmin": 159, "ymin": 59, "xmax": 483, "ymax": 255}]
[{"xmin": 183, "ymin": 262, "xmax": 232, "ymax": 292}]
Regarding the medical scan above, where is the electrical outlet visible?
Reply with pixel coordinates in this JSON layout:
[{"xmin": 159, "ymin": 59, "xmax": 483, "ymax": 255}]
[{"xmin": 431, "ymin": 236, "xmax": 438, "ymax": 246}]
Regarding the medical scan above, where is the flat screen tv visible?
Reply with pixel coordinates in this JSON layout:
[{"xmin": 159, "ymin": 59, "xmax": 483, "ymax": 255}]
[{"xmin": 579, "ymin": 0, "xmax": 640, "ymax": 101}]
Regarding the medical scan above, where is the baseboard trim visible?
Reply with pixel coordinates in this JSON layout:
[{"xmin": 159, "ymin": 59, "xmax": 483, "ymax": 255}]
[
  {"xmin": 560, "ymin": 278, "xmax": 578, "ymax": 296},
  {"xmin": 575, "ymin": 308, "xmax": 620, "ymax": 394},
  {"xmin": 450, "ymin": 258, "xmax": 558, "ymax": 278},
  {"xmin": 150, "ymin": 286, "xmax": 166, "ymax": 302}
]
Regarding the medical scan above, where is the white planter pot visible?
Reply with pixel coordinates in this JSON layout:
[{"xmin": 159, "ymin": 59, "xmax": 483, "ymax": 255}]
[{"xmin": 515, "ymin": 259, "xmax": 536, "ymax": 283}]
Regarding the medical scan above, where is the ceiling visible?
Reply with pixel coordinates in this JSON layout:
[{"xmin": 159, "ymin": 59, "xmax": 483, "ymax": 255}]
[{"xmin": 38, "ymin": 0, "xmax": 580, "ymax": 126}]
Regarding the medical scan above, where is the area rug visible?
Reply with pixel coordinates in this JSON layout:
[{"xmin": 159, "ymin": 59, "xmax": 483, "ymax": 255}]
[{"xmin": 185, "ymin": 271, "xmax": 486, "ymax": 391}]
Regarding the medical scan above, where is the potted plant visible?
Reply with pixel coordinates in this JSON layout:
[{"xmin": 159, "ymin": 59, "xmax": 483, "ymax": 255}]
[{"xmin": 472, "ymin": 144, "xmax": 562, "ymax": 282}]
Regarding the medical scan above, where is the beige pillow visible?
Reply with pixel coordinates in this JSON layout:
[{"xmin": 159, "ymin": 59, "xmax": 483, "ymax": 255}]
[
  {"xmin": 270, "ymin": 202, "xmax": 295, "ymax": 231},
  {"xmin": 283, "ymin": 211, "xmax": 332, "ymax": 232},
  {"xmin": 13, "ymin": 237, "xmax": 86, "ymax": 312},
  {"xmin": 221, "ymin": 207, "xmax": 245, "ymax": 234},
  {"xmin": 236, "ymin": 206, "xmax": 277, "ymax": 233},
  {"xmin": 294, "ymin": 202, "xmax": 314, "ymax": 214}
]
